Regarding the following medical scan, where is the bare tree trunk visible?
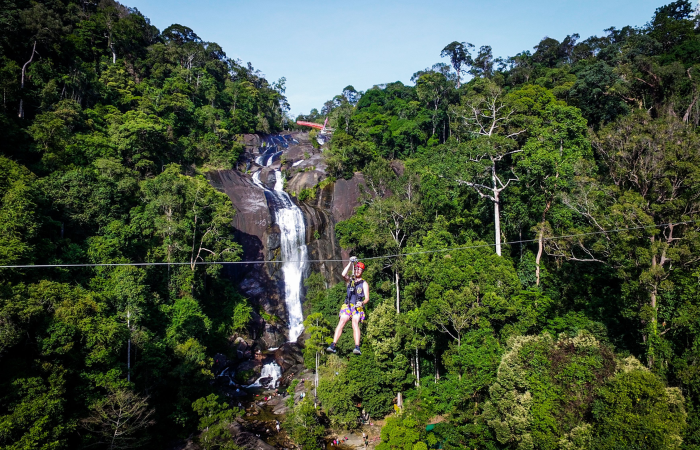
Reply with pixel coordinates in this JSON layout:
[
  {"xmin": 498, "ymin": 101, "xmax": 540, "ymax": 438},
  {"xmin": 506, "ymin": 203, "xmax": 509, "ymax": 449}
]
[
  {"xmin": 535, "ymin": 201, "xmax": 553, "ymax": 286},
  {"xmin": 490, "ymin": 165, "xmax": 503, "ymax": 256},
  {"xmin": 648, "ymin": 244, "xmax": 658, "ymax": 368},
  {"xmin": 535, "ymin": 229, "xmax": 544, "ymax": 286},
  {"xmin": 395, "ymin": 270, "xmax": 400, "ymax": 314},
  {"xmin": 435, "ymin": 354, "xmax": 438, "ymax": 383},
  {"xmin": 111, "ymin": 416, "xmax": 121, "ymax": 450},
  {"xmin": 395, "ymin": 262, "xmax": 402, "ymax": 409},
  {"xmin": 19, "ymin": 40, "xmax": 37, "ymax": 118},
  {"xmin": 127, "ymin": 311, "xmax": 131, "ymax": 382},
  {"xmin": 494, "ymin": 195, "xmax": 501, "ymax": 256},
  {"xmin": 415, "ymin": 349, "xmax": 420, "ymax": 386}
]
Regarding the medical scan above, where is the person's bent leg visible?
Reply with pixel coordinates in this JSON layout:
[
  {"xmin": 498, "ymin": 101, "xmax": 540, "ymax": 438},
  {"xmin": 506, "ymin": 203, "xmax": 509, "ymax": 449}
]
[
  {"xmin": 333, "ymin": 314, "xmax": 350, "ymax": 343},
  {"xmin": 328, "ymin": 313, "xmax": 350, "ymax": 352}
]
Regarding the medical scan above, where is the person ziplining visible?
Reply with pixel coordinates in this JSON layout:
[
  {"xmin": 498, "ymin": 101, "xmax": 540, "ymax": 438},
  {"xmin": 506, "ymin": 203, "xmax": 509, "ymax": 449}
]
[{"xmin": 326, "ymin": 257, "xmax": 370, "ymax": 355}]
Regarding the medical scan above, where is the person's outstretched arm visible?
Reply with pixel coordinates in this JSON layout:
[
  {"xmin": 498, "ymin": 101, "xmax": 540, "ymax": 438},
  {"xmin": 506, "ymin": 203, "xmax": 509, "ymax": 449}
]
[{"xmin": 341, "ymin": 257, "xmax": 355, "ymax": 282}]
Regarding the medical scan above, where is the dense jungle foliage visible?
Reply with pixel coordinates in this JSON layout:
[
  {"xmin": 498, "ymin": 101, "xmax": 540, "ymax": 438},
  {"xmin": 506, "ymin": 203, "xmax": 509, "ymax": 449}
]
[
  {"xmin": 295, "ymin": 1, "xmax": 700, "ymax": 449},
  {"xmin": 0, "ymin": 0, "xmax": 288, "ymax": 448}
]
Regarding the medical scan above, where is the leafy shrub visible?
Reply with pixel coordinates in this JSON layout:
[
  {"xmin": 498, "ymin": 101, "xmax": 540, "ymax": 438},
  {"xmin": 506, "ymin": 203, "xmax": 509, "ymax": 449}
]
[
  {"xmin": 377, "ymin": 413, "xmax": 427, "ymax": 450},
  {"xmin": 318, "ymin": 176, "xmax": 336, "ymax": 190},
  {"xmin": 483, "ymin": 332, "xmax": 616, "ymax": 449},
  {"xmin": 592, "ymin": 361, "xmax": 687, "ymax": 449},
  {"xmin": 298, "ymin": 187, "xmax": 316, "ymax": 202}
]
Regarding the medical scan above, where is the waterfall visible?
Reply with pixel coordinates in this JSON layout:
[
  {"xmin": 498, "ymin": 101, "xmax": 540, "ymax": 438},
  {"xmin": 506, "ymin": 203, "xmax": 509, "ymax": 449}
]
[
  {"xmin": 252, "ymin": 138, "xmax": 308, "ymax": 342},
  {"xmin": 245, "ymin": 361, "xmax": 283, "ymax": 389}
]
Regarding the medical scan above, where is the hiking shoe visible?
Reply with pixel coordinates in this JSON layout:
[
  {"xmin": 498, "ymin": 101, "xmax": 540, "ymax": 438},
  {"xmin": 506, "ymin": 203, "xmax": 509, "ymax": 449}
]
[
  {"xmin": 326, "ymin": 345, "xmax": 337, "ymax": 353},
  {"xmin": 353, "ymin": 347, "xmax": 362, "ymax": 355}
]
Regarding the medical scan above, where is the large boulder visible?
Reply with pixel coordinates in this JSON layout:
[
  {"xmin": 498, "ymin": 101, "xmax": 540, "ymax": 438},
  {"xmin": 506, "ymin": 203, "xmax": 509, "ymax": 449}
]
[
  {"xmin": 260, "ymin": 323, "xmax": 286, "ymax": 349},
  {"xmin": 233, "ymin": 337, "xmax": 253, "ymax": 360},
  {"xmin": 269, "ymin": 395, "xmax": 289, "ymax": 415},
  {"xmin": 274, "ymin": 342, "xmax": 304, "ymax": 371}
]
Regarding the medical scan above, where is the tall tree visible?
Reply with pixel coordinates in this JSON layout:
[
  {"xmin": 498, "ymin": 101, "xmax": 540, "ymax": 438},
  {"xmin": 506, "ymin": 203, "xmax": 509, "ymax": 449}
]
[
  {"xmin": 414, "ymin": 66, "xmax": 453, "ymax": 138},
  {"xmin": 513, "ymin": 96, "xmax": 592, "ymax": 285},
  {"xmin": 17, "ymin": 2, "xmax": 65, "ymax": 118},
  {"xmin": 438, "ymin": 80, "xmax": 525, "ymax": 256},
  {"xmin": 441, "ymin": 41, "xmax": 473, "ymax": 88},
  {"xmin": 303, "ymin": 312, "xmax": 331, "ymax": 406}
]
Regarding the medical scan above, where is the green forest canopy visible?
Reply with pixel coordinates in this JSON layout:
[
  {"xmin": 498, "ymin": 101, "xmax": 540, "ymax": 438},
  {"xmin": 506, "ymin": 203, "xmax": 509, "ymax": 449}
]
[{"xmin": 1, "ymin": 0, "xmax": 700, "ymax": 449}]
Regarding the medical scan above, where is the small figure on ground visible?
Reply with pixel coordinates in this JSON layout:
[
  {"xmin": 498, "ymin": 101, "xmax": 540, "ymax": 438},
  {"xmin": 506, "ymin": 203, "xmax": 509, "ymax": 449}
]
[{"xmin": 327, "ymin": 257, "xmax": 370, "ymax": 355}]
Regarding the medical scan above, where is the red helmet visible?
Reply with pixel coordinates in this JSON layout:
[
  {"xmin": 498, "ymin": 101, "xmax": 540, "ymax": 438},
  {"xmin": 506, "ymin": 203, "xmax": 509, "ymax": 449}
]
[{"xmin": 355, "ymin": 261, "xmax": 365, "ymax": 270}]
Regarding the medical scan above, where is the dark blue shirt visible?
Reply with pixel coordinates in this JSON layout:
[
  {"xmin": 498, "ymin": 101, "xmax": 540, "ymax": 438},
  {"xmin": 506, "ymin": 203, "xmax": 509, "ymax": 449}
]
[{"xmin": 345, "ymin": 278, "xmax": 366, "ymax": 306}]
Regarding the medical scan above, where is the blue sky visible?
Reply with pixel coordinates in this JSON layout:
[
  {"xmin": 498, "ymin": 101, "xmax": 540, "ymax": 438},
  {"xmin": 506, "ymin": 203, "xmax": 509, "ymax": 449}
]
[{"xmin": 126, "ymin": 0, "xmax": 670, "ymax": 116}]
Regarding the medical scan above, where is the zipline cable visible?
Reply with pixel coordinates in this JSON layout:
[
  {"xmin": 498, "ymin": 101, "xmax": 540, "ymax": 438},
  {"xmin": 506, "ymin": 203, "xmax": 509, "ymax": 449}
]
[{"xmin": 0, "ymin": 219, "xmax": 698, "ymax": 269}]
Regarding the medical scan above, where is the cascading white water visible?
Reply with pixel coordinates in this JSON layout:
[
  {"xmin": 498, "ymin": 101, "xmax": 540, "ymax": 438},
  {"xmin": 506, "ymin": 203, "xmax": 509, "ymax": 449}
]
[
  {"xmin": 252, "ymin": 138, "xmax": 308, "ymax": 342},
  {"xmin": 245, "ymin": 361, "xmax": 283, "ymax": 389},
  {"xmin": 273, "ymin": 170, "xmax": 307, "ymax": 341}
]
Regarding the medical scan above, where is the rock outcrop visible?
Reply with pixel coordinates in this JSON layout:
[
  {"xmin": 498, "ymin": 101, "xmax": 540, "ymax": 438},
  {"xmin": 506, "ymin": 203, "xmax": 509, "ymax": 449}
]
[{"xmin": 332, "ymin": 173, "xmax": 366, "ymax": 223}]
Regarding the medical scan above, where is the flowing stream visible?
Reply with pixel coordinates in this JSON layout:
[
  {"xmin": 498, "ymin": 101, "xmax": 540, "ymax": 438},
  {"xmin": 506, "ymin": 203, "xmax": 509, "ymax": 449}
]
[{"xmin": 252, "ymin": 136, "xmax": 307, "ymax": 342}]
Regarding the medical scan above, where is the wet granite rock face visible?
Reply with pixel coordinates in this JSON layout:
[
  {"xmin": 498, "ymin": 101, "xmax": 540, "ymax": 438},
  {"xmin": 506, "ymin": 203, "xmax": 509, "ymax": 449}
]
[
  {"xmin": 206, "ymin": 169, "xmax": 285, "ymax": 340},
  {"xmin": 332, "ymin": 172, "xmax": 365, "ymax": 223},
  {"xmin": 287, "ymin": 170, "xmax": 322, "ymax": 195},
  {"xmin": 299, "ymin": 185, "xmax": 345, "ymax": 284}
]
